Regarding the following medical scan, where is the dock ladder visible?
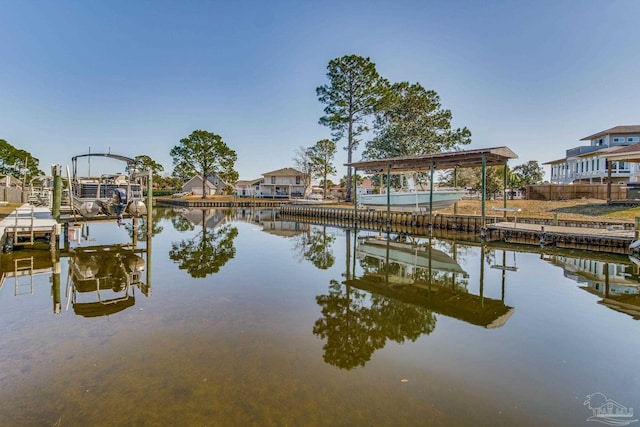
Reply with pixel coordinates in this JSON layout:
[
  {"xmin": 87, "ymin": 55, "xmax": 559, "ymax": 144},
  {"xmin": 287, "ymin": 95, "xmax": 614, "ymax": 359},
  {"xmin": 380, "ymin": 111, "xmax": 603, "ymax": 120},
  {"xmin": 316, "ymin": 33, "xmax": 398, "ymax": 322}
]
[
  {"xmin": 14, "ymin": 257, "xmax": 34, "ymax": 295},
  {"xmin": 11, "ymin": 205, "xmax": 35, "ymax": 246}
]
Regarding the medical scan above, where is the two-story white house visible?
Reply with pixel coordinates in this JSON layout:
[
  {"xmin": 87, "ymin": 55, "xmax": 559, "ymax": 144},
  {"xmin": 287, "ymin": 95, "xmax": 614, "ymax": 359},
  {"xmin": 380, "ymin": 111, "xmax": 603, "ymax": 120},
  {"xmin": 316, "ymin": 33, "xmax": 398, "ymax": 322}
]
[
  {"xmin": 256, "ymin": 168, "xmax": 306, "ymax": 198},
  {"xmin": 546, "ymin": 125, "xmax": 640, "ymax": 184}
]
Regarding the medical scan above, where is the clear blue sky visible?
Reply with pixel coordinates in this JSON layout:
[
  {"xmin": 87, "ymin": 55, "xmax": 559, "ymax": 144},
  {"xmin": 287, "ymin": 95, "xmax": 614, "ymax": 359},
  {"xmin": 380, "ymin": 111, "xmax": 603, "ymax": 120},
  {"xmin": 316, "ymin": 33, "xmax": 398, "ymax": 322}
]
[{"xmin": 1, "ymin": 0, "xmax": 639, "ymax": 181}]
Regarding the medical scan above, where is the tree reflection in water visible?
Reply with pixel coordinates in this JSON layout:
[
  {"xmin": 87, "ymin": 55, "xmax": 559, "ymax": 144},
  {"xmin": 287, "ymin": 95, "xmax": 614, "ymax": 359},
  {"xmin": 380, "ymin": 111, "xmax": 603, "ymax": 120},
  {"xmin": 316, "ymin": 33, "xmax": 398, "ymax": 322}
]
[
  {"xmin": 123, "ymin": 207, "xmax": 164, "ymax": 240},
  {"xmin": 313, "ymin": 279, "xmax": 436, "ymax": 370},
  {"xmin": 169, "ymin": 209, "xmax": 238, "ymax": 278},
  {"xmin": 293, "ymin": 226, "xmax": 336, "ymax": 270}
]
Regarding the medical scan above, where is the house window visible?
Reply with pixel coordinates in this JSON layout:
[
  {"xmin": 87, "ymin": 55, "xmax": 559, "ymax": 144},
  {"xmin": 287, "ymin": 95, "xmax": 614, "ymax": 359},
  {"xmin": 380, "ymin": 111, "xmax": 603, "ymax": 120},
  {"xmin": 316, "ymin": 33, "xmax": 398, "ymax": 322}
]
[
  {"xmin": 628, "ymin": 137, "xmax": 640, "ymax": 142},
  {"xmin": 296, "ymin": 176, "xmax": 301, "ymax": 185},
  {"xmin": 271, "ymin": 176, "xmax": 276, "ymax": 184}
]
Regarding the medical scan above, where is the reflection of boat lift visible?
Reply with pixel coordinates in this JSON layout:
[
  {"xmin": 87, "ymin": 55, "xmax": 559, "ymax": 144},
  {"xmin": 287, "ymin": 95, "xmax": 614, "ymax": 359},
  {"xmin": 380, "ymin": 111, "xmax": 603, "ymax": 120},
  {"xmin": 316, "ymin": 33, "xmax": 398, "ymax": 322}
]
[
  {"xmin": 491, "ymin": 249, "xmax": 519, "ymax": 272},
  {"xmin": 65, "ymin": 245, "xmax": 147, "ymax": 317}
]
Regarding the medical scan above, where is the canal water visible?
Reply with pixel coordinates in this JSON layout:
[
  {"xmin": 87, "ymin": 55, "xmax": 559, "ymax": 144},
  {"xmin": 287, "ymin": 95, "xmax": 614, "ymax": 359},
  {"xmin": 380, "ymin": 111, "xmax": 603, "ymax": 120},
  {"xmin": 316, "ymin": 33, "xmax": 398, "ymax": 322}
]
[{"xmin": 0, "ymin": 207, "xmax": 639, "ymax": 426}]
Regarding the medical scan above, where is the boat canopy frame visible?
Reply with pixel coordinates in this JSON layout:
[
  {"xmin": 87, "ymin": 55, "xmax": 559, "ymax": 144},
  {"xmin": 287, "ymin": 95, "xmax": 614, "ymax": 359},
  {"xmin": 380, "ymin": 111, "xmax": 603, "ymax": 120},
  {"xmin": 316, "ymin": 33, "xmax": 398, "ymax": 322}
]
[
  {"xmin": 345, "ymin": 146, "xmax": 519, "ymax": 228},
  {"xmin": 71, "ymin": 153, "xmax": 137, "ymax": 179}
]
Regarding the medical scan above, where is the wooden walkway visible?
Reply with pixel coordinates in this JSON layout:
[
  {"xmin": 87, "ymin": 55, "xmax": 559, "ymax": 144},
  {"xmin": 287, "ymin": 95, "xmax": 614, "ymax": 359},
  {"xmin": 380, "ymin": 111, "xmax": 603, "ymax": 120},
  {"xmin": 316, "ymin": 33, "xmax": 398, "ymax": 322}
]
[
  {"xmin": 0, "ymin": 205, "xmax": 58, "ymax": 250},
  {"xmin": 485, "ymin": 221, "xmax": 634, "ymax": 254}
]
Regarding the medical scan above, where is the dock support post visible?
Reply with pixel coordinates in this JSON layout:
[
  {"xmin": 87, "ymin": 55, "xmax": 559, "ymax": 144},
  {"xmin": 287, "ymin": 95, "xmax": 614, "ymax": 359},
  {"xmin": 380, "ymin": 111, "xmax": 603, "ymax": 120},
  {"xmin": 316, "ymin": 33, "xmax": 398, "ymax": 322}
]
[
  {"xmin": 52, "ymin": 164, "xmax": 62, "ymax": 220},
  {"xmin": 453, "ymin": 167, "xmax": 458, "ymax": 215},
  {"xmin": 429, "ymin": 161, "xmax": 435, "ymax": 231},
  {"xmin": 481, "ymin": 155, "xmax": 487, "ymax": 228},
  {"xmin": 353, "ymin": 167, "xmax": 358, "ymax": 228},
  {"xmin": 386, "ymin": 164, "xmax": 391, "ymax": 232},
  {"xmin": 607, "ymin": 161, "xmax": 612, "ymax": 204},
  {"xmin": 502, "ymin": 163, "xmax": 508, "ymax": 218}
]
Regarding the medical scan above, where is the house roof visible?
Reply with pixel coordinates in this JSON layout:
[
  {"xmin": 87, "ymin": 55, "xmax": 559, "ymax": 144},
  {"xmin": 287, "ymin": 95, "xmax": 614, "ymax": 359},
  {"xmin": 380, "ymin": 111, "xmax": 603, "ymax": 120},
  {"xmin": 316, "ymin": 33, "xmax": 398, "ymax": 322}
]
[
  {"xmin": 576, "ymin": 146, "xmax": 621, "ymax": 157},
  {"xmin": 580, "ymin": 125, "xmax": 640, "ymax": 141},
  {"xmin": 0, "ymin": 174, "xmax": 22, "ymax": 186},
  {"xmin": 262, "ymin": 167, "xmax": 303, "ymax": 176},
  {"xmin": 235, "ymin": 178, "xmax": 261, "ymax": 186},
  {"xmin": 606, "ymin": 142, "xmax": 640, "ymax": 162},
  {"xmin": 182, "ymin": 174, "xmax": 227, "ymax": 189},
  {"xmin": 542, "ymin": 158, "xmax": 568, "ymax": 165}
]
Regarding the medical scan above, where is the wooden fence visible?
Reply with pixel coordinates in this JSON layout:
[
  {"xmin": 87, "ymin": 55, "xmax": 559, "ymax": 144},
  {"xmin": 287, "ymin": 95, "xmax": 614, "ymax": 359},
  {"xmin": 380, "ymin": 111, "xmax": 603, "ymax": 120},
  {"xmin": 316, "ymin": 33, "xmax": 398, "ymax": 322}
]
[{"xmin": 525, "ymin": 184, "xmax": 626, "ymax": 201}]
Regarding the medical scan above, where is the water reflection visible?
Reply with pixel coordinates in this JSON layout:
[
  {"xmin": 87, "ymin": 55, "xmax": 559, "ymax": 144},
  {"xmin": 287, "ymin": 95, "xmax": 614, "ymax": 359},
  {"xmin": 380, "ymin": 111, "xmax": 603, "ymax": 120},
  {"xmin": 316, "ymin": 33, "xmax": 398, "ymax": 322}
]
[
  {"xmin": 314, "ymin": 231, "xmax": 515, "ymax": 369},
  {"xmin": 234, "ymin": 208, "xmax": 336, "ymax": 269},
  {"xmin": 0, "ymin": 233, "xmax": 149, "ymax": 317},
  {"xmin": 168, "ymin": 208, "xmax": 238, "ymax": 278},
  {"xmin": 542, "ymin": 252, "xmax": 640, "ymax": 319},
  {"xmin": 235, "ymin": 208, "xmax": 310, "ymax": 237},
  {"xmin": 68, "ymin": 244, "xmax": 147, "ymax": 317},
  {"xmin": 293, "ymin": 226, "xmax": 336, "ymax": 269},
  {"xmin": 0, "ymin": 249, "xmax": 55, "ymax": 297},
  {"xmin": 3, "ymin": 208, "xmax": 640, "ymax": 425}
]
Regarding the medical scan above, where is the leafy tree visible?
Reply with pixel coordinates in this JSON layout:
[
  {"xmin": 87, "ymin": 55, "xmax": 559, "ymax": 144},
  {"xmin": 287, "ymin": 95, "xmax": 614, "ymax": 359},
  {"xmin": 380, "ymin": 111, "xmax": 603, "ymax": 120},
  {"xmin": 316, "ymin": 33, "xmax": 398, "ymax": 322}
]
[
  {"xmin": 171, "ymin": 161, "xmax": 193, "ymax": 183},
  {"xmin": 291, "ymin": 146, "xmax": 313, "ymax": 195},
  {"xmin": 132, "ymin": 155, "xmax": 165, "ymax": 183},
  {"xmin": 339, "ymin": 173, "xmax": 364, "ymax": 188},
  {"xmin": 364, "ymin": 81, "xmax": 471, "ymax": 160},
  {"xmin": 317, "ymin": 55, "xmax": 388, "ymax": 202},
  {"xmin": 170, "ymin": 130, "xmax": 238, "ymax": 199},
  {"xmin": 309, "ymin": 139, "xmax": 337, "ymax": 198},
  {"xmin": 0, "ymin": 139, "xmax": 43, "ymax": 182},
  {"xmin": 511, "ymin": 160, "xmax": 544, "ymax": 186},
  {"xmin": 319, "ymin": 178, "xmax": 335, "ymax": 189}
]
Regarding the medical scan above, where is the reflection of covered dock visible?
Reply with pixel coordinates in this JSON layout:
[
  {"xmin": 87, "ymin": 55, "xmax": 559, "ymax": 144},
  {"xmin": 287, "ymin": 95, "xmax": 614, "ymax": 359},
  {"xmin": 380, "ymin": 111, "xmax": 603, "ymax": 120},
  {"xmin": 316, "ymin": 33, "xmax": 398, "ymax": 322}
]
[
  {"xmin": 344, "ymin": 276, "xmax": 513, "ymax": 329},
  {"xmin": 352, "ymin": 234, "xmax": 514, "ymax": 328}
]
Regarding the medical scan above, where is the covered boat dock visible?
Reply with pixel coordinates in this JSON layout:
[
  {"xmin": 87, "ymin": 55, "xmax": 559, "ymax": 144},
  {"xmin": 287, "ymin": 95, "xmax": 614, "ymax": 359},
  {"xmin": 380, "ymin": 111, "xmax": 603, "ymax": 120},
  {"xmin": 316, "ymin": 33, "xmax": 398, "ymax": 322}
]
[{"xmin": 345, "ymin": 146, "xmax": 519, "ymax": 228}]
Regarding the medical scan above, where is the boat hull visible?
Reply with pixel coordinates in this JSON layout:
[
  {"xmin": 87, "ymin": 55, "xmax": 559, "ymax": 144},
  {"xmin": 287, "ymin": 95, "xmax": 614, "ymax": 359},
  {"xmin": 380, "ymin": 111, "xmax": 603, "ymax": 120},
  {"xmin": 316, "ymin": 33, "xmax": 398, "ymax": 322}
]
[
  {"xmin": 358, "ymin": 190, "xmax": 465, "ymax": 211},
  {"xmin": 358, "ymin": 238, "xmax": 466, "ymax": 275}
]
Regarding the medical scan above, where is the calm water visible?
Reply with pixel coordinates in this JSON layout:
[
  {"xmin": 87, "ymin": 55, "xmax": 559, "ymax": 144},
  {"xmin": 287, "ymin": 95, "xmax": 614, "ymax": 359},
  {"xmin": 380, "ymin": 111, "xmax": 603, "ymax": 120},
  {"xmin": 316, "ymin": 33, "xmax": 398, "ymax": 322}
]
[{"xmin": 1, "ymin": 207, "xmax": 639, "ymax": 426}]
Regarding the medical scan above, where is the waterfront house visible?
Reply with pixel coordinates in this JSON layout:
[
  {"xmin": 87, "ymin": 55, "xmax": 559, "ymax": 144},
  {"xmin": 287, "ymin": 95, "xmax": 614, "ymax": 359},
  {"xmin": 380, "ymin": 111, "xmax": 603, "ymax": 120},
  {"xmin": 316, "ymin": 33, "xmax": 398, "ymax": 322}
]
[
  {"xmin": 257, "ymin": 168, "xmax": 305, "ymax": 198},
  {"xmin": 545, "ymin": 125, "xmax": 640, "ymax": 184},
  {"xmin": 181, "ymin": 174, "xmax": 228, "ymax": 196},
  {"xmin": 234, "ymin": 178, "xmax": 261, "ymax": 197}
]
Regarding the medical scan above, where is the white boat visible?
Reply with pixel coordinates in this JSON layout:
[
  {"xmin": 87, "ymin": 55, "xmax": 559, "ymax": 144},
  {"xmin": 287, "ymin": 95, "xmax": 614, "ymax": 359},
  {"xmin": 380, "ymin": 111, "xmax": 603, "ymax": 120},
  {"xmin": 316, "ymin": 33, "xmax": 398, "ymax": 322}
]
[
  {"xmin": 357, "ymin": 174, "xmax": 465, "ymax": 211},
  {"xmin": 70, "ymin": 153, "xmax": 147, "ymax": 218},
  {"xmin": 358, "ymin": 189, "xmax": 465, "ymax": 211}
]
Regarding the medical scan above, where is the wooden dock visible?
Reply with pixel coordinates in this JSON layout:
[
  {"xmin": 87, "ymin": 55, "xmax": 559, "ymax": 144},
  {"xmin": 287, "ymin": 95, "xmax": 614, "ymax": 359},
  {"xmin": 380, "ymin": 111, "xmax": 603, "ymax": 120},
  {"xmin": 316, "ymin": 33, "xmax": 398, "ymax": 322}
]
[
  {"xmin": 156, "ymin": 198, "xmax": 283, "ymax": 208},
  {"xmin": 0, "ymin": 205, "xmax": 58, "ymax": 252},
  {"xmin": 484, "ymin": 222, "xmax": 634, "ymax": 254},
  {"xmin": 278, "ymin": 204, "xmax": 636, "ymax": 254}
]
